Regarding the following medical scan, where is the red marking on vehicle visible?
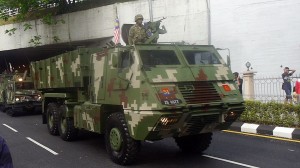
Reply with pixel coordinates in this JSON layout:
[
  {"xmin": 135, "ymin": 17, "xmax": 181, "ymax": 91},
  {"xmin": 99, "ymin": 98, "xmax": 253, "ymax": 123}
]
[
  {"xmin": 96, "ymin": 49, "xmax": 109, "ymax": 61},
  {"xmin": 222, "ymin": 84, "xmax": 231, "ymax": 92},
  {"xmin": 162, "ymin": 88, "xmax": 170, "ymax": 95},
  {"xmin": 107, "ymin": 78, "xmax": 116, "ymax": 97},
  {"xmin": 195, "ymin": 69, "xmax": 208, "ymax": 81},
  {"xmin": 119, "ymin": 91, "xmax": 128, "ymax": 108},
  {"xmin": 63, "ymin": 59, "xmax": 69, "ymax": 63}
]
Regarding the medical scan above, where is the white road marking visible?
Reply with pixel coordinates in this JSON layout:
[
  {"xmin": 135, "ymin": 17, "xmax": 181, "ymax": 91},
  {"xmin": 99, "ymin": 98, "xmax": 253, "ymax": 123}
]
[
  {"xmin": 3, "ymin": 124, "xmax": 18, "ymax": 132},
  {"xmin": 26, "ymin": 137, "xmax": 59, "ymax": 155},
  {"xmin": 202, "ymin": 155, "xmax": 259, "ymax": 168}
]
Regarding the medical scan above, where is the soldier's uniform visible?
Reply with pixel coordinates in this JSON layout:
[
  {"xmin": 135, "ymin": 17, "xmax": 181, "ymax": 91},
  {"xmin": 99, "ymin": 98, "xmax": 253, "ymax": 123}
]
[{"xmin": 128, "ymin": 14, "xmax": 148, "ymax": 45}]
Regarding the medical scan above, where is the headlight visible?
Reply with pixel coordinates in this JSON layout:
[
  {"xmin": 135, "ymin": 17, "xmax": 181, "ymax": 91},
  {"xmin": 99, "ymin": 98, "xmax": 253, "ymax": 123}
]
[
  {"xmin": 15, "ymin": 98, "xmax": 20, "ymax": 101},
  {"xmin": 34, "ymin": 95, "xmax": 42, "ymax": 101},
  {"xmin": 159, "ymin": 116, "xmax": 179, "ymax": 126}
]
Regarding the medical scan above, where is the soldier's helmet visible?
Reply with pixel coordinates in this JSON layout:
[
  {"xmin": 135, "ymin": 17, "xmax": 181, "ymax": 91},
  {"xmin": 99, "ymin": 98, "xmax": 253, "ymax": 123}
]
[{"xmin": 135, "ymin": 14, "xmax": 144, "ymax": 22}]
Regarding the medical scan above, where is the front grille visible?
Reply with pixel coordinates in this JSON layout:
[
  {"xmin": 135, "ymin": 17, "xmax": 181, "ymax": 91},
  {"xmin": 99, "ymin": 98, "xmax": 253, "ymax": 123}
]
[
  {"xmin": 185, "ymin": 115, "xmax": 219, "ymax": 134},
  {"xmin": 178, "ymin": 82, "xmax": 221, "ymax": 104}
]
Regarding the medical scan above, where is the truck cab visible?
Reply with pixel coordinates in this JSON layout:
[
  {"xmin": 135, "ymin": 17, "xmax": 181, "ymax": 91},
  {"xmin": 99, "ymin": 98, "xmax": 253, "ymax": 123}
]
[{"xmin": 106, "ymin": 44, "xmax": 244, "ymax": 140}]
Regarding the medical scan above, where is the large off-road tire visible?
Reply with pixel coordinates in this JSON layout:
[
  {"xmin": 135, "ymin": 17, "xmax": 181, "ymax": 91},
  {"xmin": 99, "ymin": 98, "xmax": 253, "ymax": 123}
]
[
  {"xmin": 174, "ymin": 132, "xmax": 213, "ymax": 153},
  {"xmin": 46, "ymin": 103, "xmax": 59, "ymax": 135},
  {"xmin": 58, "ymin": 105, "xmax": 78, "ymax": 141},
  {"xmin": 105, "ymin": 112, "xmax": 141, "ymax": 165},
  {"xmin": 6, "ymin": 109, "xmax": 15, "ymax": 117}
]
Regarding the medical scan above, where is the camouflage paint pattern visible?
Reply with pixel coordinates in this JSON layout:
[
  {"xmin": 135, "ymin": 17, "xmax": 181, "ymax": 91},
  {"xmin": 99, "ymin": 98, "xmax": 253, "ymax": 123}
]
[{"xmin": 31, "ymin": 44, "xmax": 244, "ymax": 140}]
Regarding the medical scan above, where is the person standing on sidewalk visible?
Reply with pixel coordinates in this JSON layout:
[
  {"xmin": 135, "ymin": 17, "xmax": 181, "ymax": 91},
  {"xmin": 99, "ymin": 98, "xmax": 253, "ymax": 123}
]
[
  {"xmin": 282, "ymin": 67, "xmax": 296, "ymax": 104},
  {"xmin": 295, "ymin": 79, "xmax": 300, "ymax": 104},
  {"xmin": 0, "ymin": 136, "xmax": 13, "ymax": 168},
  {"xmin": 233, "ymin": 72, "xmax": 243, "ymax": 94}
]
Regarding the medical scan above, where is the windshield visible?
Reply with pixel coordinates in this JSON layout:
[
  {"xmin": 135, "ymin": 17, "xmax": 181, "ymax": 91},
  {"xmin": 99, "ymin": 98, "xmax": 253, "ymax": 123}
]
[
  {"xmin": 139, "ymin": 50, "xmax": 180, "ymax": 67},
  {"xmin": 15, "ymin": 82, "xmax": 34, "ymax": 90},
  {"xmin": 182, "ymin": 51, "xmax": 221, "ymax": 65}
]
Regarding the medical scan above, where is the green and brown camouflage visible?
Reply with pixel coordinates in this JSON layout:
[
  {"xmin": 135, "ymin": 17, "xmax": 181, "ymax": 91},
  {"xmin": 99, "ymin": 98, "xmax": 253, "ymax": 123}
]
[
  {"xmin": 31, "ymin": 43, "xmax": 244, "ymax": 140},
  {"xmin": 0, "ymin": 71, "xmax": 42, "ymax": 115},
  {"xmin": 31, "ymin": 18, "xmax": 244, "ymax": 165}
]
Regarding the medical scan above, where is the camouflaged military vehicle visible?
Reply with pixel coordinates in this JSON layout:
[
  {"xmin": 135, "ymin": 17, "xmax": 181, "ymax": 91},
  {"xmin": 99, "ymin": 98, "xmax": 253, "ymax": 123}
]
[
  {"xmin": 30, "ymin": 19, "xmax": 244, "ymax": 165},
  {"xmin": 0, "ymin": 71, "xmax": 42, "ymax": 116}
]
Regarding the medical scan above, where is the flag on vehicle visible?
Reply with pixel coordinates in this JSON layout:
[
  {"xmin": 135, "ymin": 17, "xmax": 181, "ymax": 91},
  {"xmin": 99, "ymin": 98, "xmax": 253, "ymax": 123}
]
[{"xmin": 114, "ymin": 17, "xmax": 120, "ymax": 44}]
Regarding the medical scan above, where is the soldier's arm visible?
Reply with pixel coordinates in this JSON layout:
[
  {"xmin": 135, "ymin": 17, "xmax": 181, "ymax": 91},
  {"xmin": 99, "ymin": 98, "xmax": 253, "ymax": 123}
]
[
  {"xmin": 289, "ymin": 69, "xmax": 296, "ymax": 76},
  {"xmin": 128, "ymin": 27, "xmax": 134, "ymax": 45}
]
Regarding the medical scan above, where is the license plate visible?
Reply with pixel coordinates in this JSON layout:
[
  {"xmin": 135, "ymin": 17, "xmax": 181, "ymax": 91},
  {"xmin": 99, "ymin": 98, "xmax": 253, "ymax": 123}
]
[{"xmin": 161, "ymin": 99, "xmax": 182, "ymax": 105}]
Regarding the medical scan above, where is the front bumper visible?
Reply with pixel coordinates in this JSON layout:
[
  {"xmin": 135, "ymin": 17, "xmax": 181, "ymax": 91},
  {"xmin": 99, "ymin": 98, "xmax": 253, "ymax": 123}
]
[
  {"xmin": 124, "ymin": 103, "xmax": 245, "ymax": 141},
  {"xmin": 6, "ymin": 101, "xmax": 42, "ymax": 113}
]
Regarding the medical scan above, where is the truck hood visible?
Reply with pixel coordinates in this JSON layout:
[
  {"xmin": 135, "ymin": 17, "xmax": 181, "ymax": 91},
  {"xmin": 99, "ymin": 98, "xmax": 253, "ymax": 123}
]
[
  {"xmin": 189, "ymin": 65, "xmax": 232, "ymax": 81},
  {"xmin": 144, "ymin": 65, "xmax": 232, "ymax": 83},
  {"xmin": 144, "ymin": 67, "xmax": 194, "ymax": 83}
]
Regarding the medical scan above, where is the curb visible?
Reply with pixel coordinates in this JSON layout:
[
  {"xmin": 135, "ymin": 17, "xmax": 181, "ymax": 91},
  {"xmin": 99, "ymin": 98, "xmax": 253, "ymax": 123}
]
[{"xmin": 229, "ymin": 122, "xmax": 300, "ymax": 140}]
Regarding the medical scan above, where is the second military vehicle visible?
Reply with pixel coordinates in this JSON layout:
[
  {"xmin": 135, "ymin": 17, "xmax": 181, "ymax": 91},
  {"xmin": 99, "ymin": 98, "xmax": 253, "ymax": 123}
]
[
  {"xmin": 30, "ymin": 18, "xmax": 244, "ymax": 165},
  {"xmin": 0, "ymin": 71, "xmax": 42, "ymax": 116}
]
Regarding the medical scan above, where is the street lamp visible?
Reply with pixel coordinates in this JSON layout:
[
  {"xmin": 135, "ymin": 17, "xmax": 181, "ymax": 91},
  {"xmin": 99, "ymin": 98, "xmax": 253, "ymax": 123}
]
[
  {"xmin": 216, "ymin": 48, "xmax": 231, "ymax": 68},
  {"xmin": 245, "ymin": 61, "xmax": 251, "ymax": 71}
]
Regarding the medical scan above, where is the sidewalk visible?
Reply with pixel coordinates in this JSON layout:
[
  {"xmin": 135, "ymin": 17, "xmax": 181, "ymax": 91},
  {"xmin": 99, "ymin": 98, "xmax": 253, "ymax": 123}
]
[{"xmin": 229, "ymin": 122, "xmax": 300, "ymax": 140}]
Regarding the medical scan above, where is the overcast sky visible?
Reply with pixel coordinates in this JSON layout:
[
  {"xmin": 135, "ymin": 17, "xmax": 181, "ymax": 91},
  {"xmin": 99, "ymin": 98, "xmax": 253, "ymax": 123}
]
[{"xmin": 210, "ymin": 0, "xmax": 300, "ymax": 77}]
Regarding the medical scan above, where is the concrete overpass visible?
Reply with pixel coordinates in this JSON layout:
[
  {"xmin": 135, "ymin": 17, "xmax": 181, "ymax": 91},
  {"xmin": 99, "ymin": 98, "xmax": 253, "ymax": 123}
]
[{"xmin": 0, "ymin": 0, "xmax": 209, "ymax": 72}]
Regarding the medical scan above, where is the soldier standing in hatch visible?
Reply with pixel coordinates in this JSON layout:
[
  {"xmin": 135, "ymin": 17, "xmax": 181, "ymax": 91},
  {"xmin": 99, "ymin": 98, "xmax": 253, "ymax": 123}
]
[{"xmin": 128, "ymin": 14, "xmax": 148, "ymax": 45}]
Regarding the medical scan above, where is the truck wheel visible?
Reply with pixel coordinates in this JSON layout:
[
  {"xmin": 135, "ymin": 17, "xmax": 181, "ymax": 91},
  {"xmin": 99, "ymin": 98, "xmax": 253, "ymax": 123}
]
[
  {"xmin": 6, "ymin": 109, "xmax": 15, "ymax": 117},
  {"xmin": 46, "ymin": 103, "xmax": 59, "ymax": 135},
  {"xmin": 58, "ymin": 105, "xmax": 78, "ymax": 141},
  {"xmin": 105, "ymin": 112, "xmax": 140, "ymax": 165},
  {"xmin": 174, "ymin": 132, "xmax": 213, "ymax": 153}
]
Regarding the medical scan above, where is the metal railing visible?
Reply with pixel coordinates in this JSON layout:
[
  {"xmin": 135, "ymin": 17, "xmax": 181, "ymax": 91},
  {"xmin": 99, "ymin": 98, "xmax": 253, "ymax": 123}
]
[{"xmin": 251, "ymin": 74, "xmax": 300, "ymax": 103}]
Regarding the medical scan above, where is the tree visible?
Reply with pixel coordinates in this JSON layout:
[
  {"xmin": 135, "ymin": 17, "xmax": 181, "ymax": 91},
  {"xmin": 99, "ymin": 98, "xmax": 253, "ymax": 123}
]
[{"xmin": 0, "ymin": 0, "xmax": 70, "ymax": 46}]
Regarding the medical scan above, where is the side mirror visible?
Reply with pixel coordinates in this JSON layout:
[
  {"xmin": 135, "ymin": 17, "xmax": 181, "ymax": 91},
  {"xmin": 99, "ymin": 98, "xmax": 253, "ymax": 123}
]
[
  {"xmin": 227, "ymin": 55, "xmax": 231, "ymax": 69},
  {"xmin": 112, "ymin": 54, "xmax": 119, "ymax": 68}
]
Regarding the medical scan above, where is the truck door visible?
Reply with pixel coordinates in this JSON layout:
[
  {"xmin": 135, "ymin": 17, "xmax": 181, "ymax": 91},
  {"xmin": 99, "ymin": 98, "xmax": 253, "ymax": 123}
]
[
  {"xmin": 90, "ymin": 50, "xmax": 107, "ymax": 102},
  {"xmin": 116, "ymin": 50, "xmax": 133, "ymax": 89}
]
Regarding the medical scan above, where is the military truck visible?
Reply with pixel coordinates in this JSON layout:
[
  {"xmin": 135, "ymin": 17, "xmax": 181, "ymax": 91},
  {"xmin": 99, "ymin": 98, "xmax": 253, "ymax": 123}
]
[
  {"xmin": 30, "ymin": 19, "xmax": 244, "ymax": 165},
  {"xmin": 0, "ymin": 71, "xmax": 42, "ymax": 116}
]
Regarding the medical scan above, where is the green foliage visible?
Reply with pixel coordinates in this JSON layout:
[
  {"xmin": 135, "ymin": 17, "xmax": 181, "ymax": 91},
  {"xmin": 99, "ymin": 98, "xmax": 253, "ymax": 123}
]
[
  {"xmin": 53, "ymin": 35, "xmax": 60, "ymax": 42},
  {"xmin": 0, "ymin": 0, "xmax": 67, "ymax": 45},
  {"xmin": 41, "ymin": 13, "xmax": 65, "ymax": 25},
  {"xmin": 239, "ymin": 101, "xmax": 300, "ymax": 128},
  {"xmin": 23, "ymin": 23, "xmax": 32, "ymax": 31},
  {"xmin": 29, "ymin": 35, "xmax": 42, "ymax": 46},
  {"xmin": 4, "ymin": 27, "xmax": 16, "ymax": 35}
]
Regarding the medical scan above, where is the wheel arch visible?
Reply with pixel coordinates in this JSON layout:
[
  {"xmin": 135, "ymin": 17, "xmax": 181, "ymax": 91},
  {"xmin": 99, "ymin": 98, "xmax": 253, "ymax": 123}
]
[{"xmin": 42, "ymin": 93, "xmax": 68, "ymax": 124}]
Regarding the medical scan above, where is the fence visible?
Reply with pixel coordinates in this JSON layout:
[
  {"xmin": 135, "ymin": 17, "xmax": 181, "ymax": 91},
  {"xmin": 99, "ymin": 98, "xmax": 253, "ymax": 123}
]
[{"xmin": 251, "ymin": 74, "xmax": 300, "ymax": 103}]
